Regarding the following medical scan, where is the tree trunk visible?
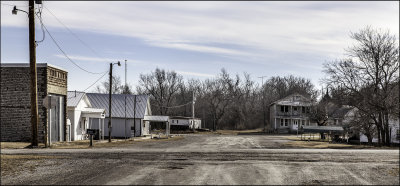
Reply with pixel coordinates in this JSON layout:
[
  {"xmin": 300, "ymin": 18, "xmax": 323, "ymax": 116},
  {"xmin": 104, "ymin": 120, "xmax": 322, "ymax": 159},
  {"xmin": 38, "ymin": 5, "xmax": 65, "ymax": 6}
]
[
  {"xmin": 367, "ymin": 133, "xmax": 373, "ymax": 145},
  {"xmin": 384, "ymin": 112, "xmax": 390, "ymax": 146},
  {"xmin": 377, "ymin": 125, "xmax": 381, "ymax": 146}
]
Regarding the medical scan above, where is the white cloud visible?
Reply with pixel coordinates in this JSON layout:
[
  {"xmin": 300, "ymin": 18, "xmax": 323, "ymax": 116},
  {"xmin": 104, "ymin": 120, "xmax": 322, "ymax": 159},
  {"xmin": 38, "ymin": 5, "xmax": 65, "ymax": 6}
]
[
  {"xmin": 175, "ymin": 70, "xmax": 215, "ymax": 78},
  {"xmin": 2, "ymin": 1, "xmax": 399, "ymax": 66}
]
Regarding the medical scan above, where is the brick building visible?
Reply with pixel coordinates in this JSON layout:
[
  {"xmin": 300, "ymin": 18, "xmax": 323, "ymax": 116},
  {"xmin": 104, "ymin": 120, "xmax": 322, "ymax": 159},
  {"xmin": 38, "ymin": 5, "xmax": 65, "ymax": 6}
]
[{"xmin": 0, "ymin": 63, "xmax": 68, "ymax": 145}]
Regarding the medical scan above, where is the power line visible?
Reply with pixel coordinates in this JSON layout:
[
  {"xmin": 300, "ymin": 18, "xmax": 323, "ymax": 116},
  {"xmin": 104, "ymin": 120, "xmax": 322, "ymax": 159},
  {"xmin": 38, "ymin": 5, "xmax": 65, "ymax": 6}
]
[
  {"xmin": 151, "ymin": 101, "xmax": 193, "ymax": 109},
  {"xmin": 68, "ymin": 70, "xmax": 109, "ymax": 99},
  {"xmin": 41, "ymin": 21, "xmax": 107, "ymax": 74},
  {"xmin": 43, "ymin": 5, "xmax": 111, "ymax": 62},
  {"xmin": 83, "ymin": 70, "xmax": 109, "ymax": 92}
]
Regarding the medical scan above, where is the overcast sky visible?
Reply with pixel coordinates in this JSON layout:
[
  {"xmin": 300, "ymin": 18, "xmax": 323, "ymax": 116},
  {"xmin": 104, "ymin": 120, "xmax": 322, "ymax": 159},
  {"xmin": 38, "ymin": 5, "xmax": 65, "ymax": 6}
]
[{"xmin": 1, "ymin": 1, "xmax": 399, "ymax": 92}]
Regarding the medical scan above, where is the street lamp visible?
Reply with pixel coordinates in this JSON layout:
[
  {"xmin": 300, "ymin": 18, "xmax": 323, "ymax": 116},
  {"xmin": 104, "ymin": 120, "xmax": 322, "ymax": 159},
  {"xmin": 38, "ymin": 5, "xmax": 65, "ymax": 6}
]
[
  {"xmin": 108, "ymin": 61, "xmax": 121, "ymax": 142},
  {"xmin": 12, "ymin": 6, "xmax": 28, "ymax": 15}
]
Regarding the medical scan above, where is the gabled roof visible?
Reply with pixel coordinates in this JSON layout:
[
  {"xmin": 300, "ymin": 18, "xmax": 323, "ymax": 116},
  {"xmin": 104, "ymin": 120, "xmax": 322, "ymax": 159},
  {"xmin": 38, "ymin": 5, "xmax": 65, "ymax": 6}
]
[
  {"xmin": 67, "ymin": 91, "xmax": 86, "ymax": 107},
  {"xmin": 270, "ymin": 93, "xmax": 312, "ymax": 106},
  {"xmin": 331, "ymin": 106, "xmax": 354, "ymax": 118},
  {"xmin": 144, "ymin": 115, "xmax": 170, "ymax": 122},
  {"xmin": 86, "ymin": 93, "xmax": 149, "ymax": 119}
]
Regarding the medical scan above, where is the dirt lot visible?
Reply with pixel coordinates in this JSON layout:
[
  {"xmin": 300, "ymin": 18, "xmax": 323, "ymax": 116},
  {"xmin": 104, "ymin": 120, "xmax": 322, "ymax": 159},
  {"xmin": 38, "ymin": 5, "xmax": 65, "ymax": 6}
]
[{"xmin": 1, "ymin": 134, "xmax": 399, "ymax": 185}]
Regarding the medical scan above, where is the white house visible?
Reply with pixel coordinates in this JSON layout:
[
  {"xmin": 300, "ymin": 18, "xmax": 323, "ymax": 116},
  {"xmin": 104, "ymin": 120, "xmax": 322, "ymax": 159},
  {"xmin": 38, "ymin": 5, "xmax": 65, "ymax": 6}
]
[
  {"xmin": 269, "ymin": 93, "xmax": 315, "ymax": 133},
  {"xmin": 360, "ymin": 117, "xmax": 399, "ymax": 144},
  {"xmin": 86, "ymin": 93, "xmax": 152, "ymax": 138},
  {"xmin": 169, "ymin": 116, "xmax": 202, "ymax": 129},
  {"xmin": 67, "ymin": 91, "xmax": 105, "ymax": 141}
]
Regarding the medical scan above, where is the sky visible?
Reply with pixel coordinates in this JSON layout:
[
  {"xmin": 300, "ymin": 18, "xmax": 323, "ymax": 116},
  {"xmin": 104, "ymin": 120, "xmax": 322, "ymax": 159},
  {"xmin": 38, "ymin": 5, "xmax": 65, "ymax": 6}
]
[{"xmin": 1, "ymin": 1, "xmax": 399, "ymax": 92}]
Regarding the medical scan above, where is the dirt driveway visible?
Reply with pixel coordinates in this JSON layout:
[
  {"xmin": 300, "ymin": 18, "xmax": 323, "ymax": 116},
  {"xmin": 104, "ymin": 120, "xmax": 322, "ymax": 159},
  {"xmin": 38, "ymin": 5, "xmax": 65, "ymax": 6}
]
[{"xmin": 1, "ymin": 134, "xmax": 399, "ymax": 185}]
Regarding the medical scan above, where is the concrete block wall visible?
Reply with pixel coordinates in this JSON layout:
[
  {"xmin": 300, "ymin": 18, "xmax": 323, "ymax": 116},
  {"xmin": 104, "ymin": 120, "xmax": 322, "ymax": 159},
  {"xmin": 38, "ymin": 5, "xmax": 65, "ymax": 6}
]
[{"xmin": 0, "ymin": 66, "xmax": 47, "ymax": 142}]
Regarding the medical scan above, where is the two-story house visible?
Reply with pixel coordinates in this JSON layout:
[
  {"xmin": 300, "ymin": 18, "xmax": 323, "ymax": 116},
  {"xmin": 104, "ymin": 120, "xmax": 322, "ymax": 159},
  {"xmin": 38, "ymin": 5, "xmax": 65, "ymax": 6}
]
[{"xmin": 269, "ymin": 93, "xmax": 314, "ymax": 133}]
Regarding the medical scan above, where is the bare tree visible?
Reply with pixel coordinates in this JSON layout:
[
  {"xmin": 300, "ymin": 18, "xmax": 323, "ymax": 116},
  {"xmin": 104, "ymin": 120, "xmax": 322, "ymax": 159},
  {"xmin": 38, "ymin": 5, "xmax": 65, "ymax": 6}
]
[
  {"xmin": 94, "ymin": 75, "xmax": 124, "ymax": 94},
  {"xmin": 137, "ymin": 68, "xmax": 183, "ymax": 115},
  {"xmin": 324, "ymin": 26, "xmax": 399, "ymax": 146}
]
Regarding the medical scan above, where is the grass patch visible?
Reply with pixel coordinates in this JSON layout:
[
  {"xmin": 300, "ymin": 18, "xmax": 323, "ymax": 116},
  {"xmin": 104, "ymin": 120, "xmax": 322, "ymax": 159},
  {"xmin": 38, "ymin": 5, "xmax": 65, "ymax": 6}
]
[
  {"xmin": 49, "ymin": 135, "xmax": 185, "ymax": 149},
  {"xmin": 1, "ymin": 154, "xmax": 66, "ymax": 176},
  {"xmin": 284, "ymin": 135, "xmax": 399, "ymax": 149},
  {"xmin": 284, "ymin": 140, "xmax": 356, "ymax": 149},
  {"xmin": 0, "ymin": 142, "xmax": 46, "ymax": 149},
  {"xmin": 388, "ymin": 167, "xmax": 399, "ymax": 177}
]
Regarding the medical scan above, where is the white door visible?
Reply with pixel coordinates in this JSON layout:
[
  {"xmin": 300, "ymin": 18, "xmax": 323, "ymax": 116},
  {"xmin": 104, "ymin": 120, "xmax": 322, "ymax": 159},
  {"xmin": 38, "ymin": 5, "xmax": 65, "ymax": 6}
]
[{"xmin": 293, "ymin": 120, "xmax": 298, "ymax": 130}]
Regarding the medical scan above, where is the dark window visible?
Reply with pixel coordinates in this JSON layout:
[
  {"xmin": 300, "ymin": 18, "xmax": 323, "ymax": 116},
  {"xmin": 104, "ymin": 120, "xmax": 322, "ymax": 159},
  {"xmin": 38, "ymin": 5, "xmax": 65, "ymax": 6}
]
[
  {"xmin": 281, "ymin": 105, "xmax": 284, "ymax": 112},
  {"xmin": 302, "ymin": 107, "xmax": 305, "ymax": 113}
]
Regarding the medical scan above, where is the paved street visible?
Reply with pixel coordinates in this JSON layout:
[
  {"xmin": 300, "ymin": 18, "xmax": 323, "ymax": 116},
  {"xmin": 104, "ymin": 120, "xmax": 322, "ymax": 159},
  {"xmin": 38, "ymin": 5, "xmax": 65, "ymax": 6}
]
[{"xmin": 1, "ymin": 134, "xmax": 399, "ymax": 185}]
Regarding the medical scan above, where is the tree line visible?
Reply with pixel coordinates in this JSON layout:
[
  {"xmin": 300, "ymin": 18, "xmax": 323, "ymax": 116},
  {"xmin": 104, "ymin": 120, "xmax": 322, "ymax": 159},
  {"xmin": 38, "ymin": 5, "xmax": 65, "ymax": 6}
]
[{"xmin": 94, "ymin": 26, "xmax": 399, "ymax": 146}]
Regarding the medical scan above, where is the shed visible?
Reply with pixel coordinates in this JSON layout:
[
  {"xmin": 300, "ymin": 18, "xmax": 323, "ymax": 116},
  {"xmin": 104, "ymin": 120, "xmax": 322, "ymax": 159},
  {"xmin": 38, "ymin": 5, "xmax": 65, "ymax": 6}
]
[
  {"xmin": 86, "ymin": 93, "xmax": 152, "ymax": 138},
  {"xmin": 300, "ymin": 126, "xmax": 344, "ymax": 134}
]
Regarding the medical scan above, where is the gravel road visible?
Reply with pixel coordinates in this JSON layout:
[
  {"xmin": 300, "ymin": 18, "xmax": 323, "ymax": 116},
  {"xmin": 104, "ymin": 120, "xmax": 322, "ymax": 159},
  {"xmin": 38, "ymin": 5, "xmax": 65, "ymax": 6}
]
[{"xmin": 1, "ymin": 134, "xmax": 399, "ymax": 185}]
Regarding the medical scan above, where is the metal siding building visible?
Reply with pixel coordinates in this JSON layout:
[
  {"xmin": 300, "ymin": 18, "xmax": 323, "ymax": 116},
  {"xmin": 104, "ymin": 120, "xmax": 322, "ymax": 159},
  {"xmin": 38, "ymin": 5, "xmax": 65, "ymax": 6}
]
[{"xmin": 86, "ymin": 93, "xmax": 151, "ymax": 137}]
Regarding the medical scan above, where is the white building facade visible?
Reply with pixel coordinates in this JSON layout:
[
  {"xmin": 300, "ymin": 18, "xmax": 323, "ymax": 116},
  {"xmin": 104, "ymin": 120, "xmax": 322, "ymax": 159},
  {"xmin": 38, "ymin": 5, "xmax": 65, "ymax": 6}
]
[
  {"xmin": 169, "ymin": 116, "xmax": 202, "ymax": 129},
  {"xmin": 67, "ymin": 91, "xmax": 105, "ymax": 141},
  {"xmin": 269, "ymin": 93, "xmax": 315, "ymax": 133}
]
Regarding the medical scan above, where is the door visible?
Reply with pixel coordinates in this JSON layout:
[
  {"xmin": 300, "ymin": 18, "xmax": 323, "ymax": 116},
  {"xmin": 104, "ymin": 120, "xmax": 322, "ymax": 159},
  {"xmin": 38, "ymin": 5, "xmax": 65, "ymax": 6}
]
[
  {"xmin": 293, "ymin": 120, "xmax": 298, "ymax": 130},
  {"xmin": 48, "ymin": 95, "xmax": 64, "ymax": 143}
]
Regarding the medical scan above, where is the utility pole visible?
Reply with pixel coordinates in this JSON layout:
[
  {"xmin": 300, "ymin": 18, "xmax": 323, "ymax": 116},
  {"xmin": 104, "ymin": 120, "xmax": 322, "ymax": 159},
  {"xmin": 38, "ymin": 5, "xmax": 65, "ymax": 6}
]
[
  {"xmin": 192, "ymin": 91, "xmax": 195, "ymax": 131},
  {"xmin": 108, "ymin": 63, "xmax": 112, "ymax": 142},
  {"xmin": 29, "ymin": 0, "xmax": 39, "ymax": 147},
  {"xmin": 108, "ymin": 61, "xmax": 121, "ymax": 142},
  {"xmin": 133, "ymin": 95, "xmax": 136, "ymax": 137},
  {"xmin": 124, "ymin": 60, "xmax": 127, "ymax": 140},
  {"xmin": 258, "ymin": 76, "xmax": 267, "ymax": 132}
]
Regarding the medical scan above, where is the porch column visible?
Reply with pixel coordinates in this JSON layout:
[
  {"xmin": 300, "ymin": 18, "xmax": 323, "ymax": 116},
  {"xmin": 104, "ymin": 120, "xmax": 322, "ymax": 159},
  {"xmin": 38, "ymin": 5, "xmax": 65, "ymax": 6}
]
[{"xmin": 274, "ymin": 118, "xmax": 276, "ymax": 130}]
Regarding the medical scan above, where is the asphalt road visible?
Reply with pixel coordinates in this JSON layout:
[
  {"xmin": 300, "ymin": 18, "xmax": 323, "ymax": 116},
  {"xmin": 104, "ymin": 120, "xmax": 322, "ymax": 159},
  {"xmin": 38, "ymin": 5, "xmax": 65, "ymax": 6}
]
[{"xmin": 1, "ymin": 134, "xmax": 399, "ymax": 185}]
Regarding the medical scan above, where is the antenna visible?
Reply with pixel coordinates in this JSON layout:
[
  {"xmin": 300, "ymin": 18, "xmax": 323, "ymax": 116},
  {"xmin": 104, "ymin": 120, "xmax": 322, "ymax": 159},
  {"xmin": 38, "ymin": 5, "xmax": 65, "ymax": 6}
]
[{"xmin": 125, "ymin": 60, "xmax": 127, "ymax": 90}]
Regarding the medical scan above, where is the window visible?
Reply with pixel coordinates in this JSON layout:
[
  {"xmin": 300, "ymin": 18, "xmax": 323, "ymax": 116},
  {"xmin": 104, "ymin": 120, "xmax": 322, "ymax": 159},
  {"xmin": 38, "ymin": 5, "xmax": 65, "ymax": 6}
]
[
  {"xmin": 396, "ymin": 130, "xmax": 400, "ymax": 140},
  {"xmin": 301, "ymin": 120, "xmax": 305, "ymax": 126},
  {"xmin": 293, "ymin": 107, "xmax": 297, "ymax": 111},
  {"xmin": 281, "ymin": 106, "xmax": 289, "ymax": 112},
  {"xmin": 302, "ymin": 107, "xmax": 306, "ymax": 113},
  {"xmin": 177, "ymin": 120, "xmax": 179, "ymax": 124},
  {"xmin": 280, "ymin": 119, "xmax": 284, "ymax": 127},
  {"xmin": 172, "ymin": 120, "xmax": 174, "ymax": 123},
  {"xmin": 285, "ymin": 119, "xmax": 288, "ymax": 126}
]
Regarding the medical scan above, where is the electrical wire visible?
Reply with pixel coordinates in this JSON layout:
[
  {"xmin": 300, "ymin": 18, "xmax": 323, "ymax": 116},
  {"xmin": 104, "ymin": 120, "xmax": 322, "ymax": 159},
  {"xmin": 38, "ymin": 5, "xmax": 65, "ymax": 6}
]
[
  {"xmin": 82, "ymin": 71, "xmax": 109, "ymax": 92},
  {"xmin": 43, "ymin": 5, "xmax": 112, "ymax": 63},
  {"xmin": 151, "ymin": 101, "xmax": 193, "ymax": 109},
  {"xmin": 35, "ymin": 4, "xmax": 45, "ymax": 44},
  {"xmin": 68, "ymin": 70, "xmax": 109, "ymax": 99},
  {"xmin": 41, "ymin": 21, "xmax": 108, "ymax": 74}
]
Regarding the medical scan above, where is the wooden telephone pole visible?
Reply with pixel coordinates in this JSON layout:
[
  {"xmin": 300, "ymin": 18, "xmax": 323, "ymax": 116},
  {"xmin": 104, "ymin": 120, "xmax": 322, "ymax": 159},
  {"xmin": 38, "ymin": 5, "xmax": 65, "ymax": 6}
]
[{"xmin": 29, "ymin": 0, "xmax": 39, "ymax": 147}]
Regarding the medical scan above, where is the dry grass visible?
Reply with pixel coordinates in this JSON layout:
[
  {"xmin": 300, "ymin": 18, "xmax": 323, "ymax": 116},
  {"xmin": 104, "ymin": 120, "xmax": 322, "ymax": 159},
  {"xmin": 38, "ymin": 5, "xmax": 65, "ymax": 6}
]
[
  {"xmin": 284, "ymin": 135, "xmax": 398, "ymax": 149},
  {"xmin": 284, "ymin": 140, "xmax": 357, "ymax": 149},
  {"xmin": 49, "ymin": 135, "xmax": 184, "ymax": 149},
  {"xmin": 388, "ymin": 167, "xmax": 399, "ymax": 177},
  {"xmin": 0, "ymin": 142, "xmax": 45, "ymax": 149},
  {"xmin": 1, "ymin": 154, "xmax": 66, "ymax": 176}
]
